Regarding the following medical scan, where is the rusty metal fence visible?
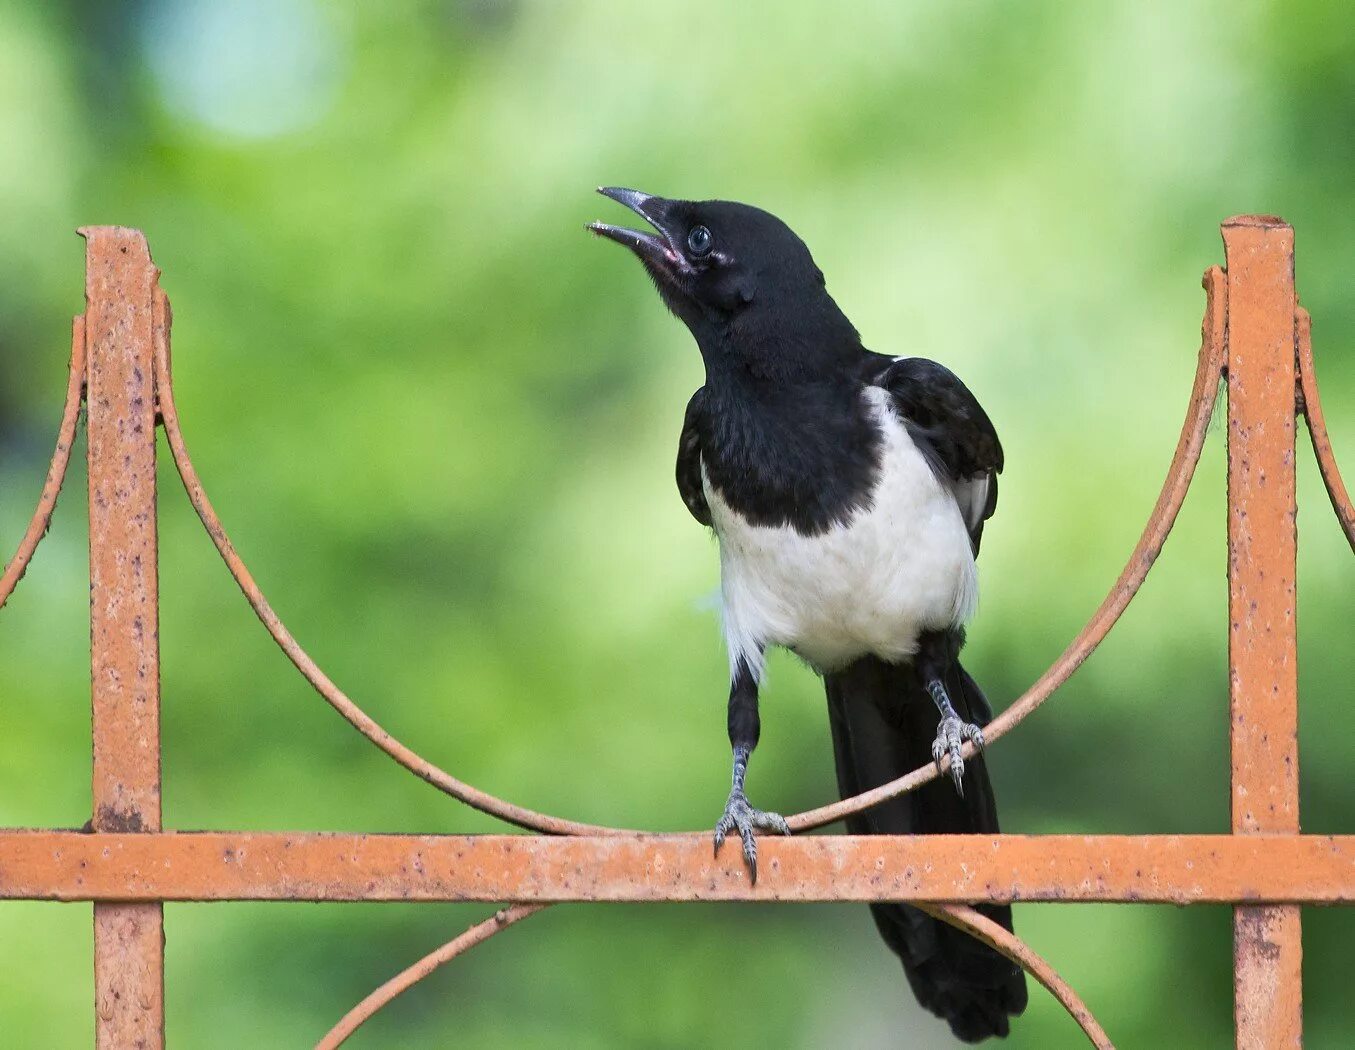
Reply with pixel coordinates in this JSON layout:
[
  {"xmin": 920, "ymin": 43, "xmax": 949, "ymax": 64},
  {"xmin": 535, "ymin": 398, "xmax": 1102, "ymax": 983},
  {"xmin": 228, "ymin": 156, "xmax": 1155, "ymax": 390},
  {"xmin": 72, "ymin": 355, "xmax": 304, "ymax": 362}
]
[{"xmin": 1, "ymin": 216, "xmax": 1352, "ymax": 1048}]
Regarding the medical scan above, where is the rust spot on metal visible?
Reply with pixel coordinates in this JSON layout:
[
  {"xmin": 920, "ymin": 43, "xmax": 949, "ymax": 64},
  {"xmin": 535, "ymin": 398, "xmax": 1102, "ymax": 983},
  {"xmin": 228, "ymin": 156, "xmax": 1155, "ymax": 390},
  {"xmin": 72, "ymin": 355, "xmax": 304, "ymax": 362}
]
[
  {"xmin": 1236, "ymin": 909, "xmax": 1282, "ymax": 962},
  {"xmin": 1224, "ymin": 214, "xmax": 1288, "ymax": 228},
  {"xmin": 96, "ymin": 806, "xmax": 146, "ymax": 834}
]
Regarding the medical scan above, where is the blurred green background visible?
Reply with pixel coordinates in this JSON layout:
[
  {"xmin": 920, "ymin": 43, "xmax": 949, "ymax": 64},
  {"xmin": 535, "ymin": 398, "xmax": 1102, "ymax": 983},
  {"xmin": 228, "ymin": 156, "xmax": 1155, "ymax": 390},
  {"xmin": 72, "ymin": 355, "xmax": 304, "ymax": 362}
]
[{"xmin": 1, "ymin": 2, "xmax": 1352, "ymax": 1047}]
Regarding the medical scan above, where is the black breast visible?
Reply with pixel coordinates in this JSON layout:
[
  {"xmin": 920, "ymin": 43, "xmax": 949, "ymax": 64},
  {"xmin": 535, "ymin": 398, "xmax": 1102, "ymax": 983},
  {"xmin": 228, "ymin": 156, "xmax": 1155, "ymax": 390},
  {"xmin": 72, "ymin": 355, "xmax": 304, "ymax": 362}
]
[{"xmin": 697, "ymin": 377, "xmax": 882, "ymax": 537}]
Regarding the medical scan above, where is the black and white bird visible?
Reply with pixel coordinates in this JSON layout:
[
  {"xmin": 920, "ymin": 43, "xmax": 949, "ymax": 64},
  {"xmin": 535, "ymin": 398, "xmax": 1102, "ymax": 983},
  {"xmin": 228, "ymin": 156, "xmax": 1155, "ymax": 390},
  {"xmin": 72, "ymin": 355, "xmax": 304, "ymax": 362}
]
[{"xmin": 589, "ymin": 187, "xmax": 1027, "ymax": 1042}]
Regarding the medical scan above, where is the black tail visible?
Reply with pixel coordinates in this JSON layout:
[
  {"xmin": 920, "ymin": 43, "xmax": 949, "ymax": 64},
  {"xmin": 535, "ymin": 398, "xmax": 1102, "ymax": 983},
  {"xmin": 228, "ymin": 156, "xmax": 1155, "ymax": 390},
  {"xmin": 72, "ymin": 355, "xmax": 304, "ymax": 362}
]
[{"xmin": 824, "ymin": 655, "xmax": 1028, "ymax": 1042}]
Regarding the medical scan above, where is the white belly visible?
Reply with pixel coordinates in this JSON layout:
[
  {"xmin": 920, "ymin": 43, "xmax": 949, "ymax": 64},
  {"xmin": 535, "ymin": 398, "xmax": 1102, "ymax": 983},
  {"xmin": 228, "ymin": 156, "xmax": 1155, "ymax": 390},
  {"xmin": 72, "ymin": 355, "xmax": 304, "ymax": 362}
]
[{"xmin": 705, "ymin": 387, "xmax": 978, "ymax": 678}]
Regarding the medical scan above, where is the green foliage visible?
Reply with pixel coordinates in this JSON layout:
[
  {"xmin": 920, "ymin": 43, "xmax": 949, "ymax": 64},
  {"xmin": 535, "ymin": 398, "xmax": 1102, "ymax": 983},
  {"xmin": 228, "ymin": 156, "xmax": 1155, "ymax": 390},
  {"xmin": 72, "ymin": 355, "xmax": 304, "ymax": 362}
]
[{"xmin": 1, "ymin": 2, "xmax": 1351, "ymax": 1046}]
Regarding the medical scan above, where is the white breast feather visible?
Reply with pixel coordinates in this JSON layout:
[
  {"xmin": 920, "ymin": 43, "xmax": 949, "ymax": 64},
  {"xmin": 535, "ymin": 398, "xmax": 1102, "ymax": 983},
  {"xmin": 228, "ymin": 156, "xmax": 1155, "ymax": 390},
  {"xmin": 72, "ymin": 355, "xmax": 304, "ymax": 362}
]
[{"xmin": 705, "ymin": 387, "xmax": 978, "ymax": 680}]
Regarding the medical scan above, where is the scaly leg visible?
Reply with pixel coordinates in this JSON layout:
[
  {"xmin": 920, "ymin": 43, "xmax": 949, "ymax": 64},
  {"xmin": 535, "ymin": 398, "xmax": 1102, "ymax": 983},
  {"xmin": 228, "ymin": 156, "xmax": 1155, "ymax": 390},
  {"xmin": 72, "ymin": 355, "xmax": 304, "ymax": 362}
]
[
  {"xmin": 713, "ymin": 654, "xmax": 789, "ymax": 881},
  {"xmin": 916, "ymin": 630, "xmax": 986, "ymax": 796}
]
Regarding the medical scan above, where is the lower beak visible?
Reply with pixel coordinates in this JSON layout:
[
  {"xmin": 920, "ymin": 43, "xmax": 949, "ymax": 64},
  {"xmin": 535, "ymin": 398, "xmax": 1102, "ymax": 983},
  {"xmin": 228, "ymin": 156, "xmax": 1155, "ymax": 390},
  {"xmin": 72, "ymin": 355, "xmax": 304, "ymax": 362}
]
[{"xmin": 588, "ymin": 187, "xmax": 684, "ymax": 271}]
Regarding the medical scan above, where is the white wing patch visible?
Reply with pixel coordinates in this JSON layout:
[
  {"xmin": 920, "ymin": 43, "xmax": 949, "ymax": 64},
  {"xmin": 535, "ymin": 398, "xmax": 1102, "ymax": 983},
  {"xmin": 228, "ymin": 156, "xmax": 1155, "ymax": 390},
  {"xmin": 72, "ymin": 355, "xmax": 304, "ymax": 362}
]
[{"xmin": 705, "ymin": 387, "xmax": 979, "ymax": 678}]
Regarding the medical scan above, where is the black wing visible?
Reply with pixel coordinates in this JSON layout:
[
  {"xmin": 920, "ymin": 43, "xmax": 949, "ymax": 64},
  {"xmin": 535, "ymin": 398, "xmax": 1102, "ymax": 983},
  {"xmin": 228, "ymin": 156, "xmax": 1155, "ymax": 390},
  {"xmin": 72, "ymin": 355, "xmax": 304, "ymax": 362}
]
[
  {"xmin": 876, "ymin": 357, "xmax": 1003, "ymax": 553},
  {"xmin": 676, "ymin": 388, "xmax": 712, "ymax": 527}
]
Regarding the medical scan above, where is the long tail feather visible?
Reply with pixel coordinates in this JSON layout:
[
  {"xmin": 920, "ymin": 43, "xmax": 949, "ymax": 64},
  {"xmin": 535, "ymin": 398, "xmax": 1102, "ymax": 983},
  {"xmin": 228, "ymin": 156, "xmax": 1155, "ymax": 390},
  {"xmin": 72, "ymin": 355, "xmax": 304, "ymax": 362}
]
[{"xmin": 824, "ymin": 656, "xmax": 1028, "ymax": 1042}]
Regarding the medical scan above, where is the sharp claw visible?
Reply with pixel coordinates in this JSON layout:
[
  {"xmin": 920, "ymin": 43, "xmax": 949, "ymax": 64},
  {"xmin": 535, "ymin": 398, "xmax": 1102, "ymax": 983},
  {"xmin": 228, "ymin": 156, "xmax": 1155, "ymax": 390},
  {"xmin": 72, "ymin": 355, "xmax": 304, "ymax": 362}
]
[
  {"xmin": 741, "ymin": 830, "xmax": 757, "ymax": 882},
  {"xmin": 933, "ymin": 714, "xmax": 985, "ymax": 796}
]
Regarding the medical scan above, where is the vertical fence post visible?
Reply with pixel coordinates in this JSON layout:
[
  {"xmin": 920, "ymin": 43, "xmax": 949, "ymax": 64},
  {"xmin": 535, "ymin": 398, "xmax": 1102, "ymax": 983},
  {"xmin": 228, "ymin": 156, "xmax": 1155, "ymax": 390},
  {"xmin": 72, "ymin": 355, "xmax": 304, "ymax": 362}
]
[
  {"xmin": 83, "ymin": 227, "xmax": 166, "ymax": 1049},
  {"xmin": 1222, "ymin": 216, "xmax": 1302, "ymax": 1048}
]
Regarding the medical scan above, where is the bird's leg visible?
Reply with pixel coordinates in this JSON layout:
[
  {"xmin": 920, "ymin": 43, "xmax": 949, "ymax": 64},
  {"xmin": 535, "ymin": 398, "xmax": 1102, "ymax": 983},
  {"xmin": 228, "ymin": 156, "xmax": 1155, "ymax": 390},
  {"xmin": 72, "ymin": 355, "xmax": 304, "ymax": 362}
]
[
  {"xmin": 916, "ymin": 630, "xmax": 985, "ymax": 796},
  {"xmin": 925, "ymin": 680, "xmax": 985, "ymax": 796},
  {"xmin": 713, "ymin": 654, "xmax": 789, "ymax": 882}
]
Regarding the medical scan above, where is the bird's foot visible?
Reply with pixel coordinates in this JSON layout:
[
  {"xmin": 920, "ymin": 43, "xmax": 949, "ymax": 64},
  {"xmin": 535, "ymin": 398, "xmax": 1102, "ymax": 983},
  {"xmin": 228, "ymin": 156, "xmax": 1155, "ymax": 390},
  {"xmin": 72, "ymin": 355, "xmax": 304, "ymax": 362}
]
[
  {"xmin": 931, "ymin": 715, "xmax": 985, "ymax": 796},
  {"xmin": 713, "ymin": 790, "xmax": 790, "ymax": 883}
]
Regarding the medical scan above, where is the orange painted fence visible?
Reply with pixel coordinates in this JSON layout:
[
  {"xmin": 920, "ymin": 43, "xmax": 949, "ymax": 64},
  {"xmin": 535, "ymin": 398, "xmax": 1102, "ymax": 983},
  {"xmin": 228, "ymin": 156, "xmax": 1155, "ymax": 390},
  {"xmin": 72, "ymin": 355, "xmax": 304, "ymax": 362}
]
[{"xmin": 1, "ymin": 218, "xmax": 1351, "ymax": 1048}]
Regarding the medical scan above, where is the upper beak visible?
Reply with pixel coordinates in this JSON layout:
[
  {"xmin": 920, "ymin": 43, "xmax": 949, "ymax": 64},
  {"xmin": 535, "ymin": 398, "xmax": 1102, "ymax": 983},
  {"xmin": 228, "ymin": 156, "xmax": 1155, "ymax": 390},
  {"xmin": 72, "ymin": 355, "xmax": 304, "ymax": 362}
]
[{"xmin": 588, "ymin": 187, "xmax": 686, "ymax": 271}]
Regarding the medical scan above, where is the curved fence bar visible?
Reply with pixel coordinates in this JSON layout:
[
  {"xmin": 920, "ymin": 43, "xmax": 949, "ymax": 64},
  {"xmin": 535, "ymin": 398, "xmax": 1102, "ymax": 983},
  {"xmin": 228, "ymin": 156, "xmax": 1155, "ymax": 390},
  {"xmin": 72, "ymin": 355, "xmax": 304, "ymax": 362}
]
[
  {"xmin": 151, "ymin": 295, "xmax": 625, "ymax": 837},
  {"xmin": 316, "ymin": 904, "xmax": 548, "ymax": 1049},
  {"xmin": 1297, "ymin": 307, "xmax": 1355, "ymax": 552},
  {"xmin": 154, "ymin": 265, "xmax": 1226, "ymax": 841},
  {"xmin": 0, "ymin": 317, "xmax": 86, "ymax": 611},
  {"xmin": 319, "ymin": 898, "xmax": 1104, "ymax": 1049},
  {"xmin": 787, "ymin": 266, "xmax": 1227, "ymax": 832},
  {"xmin": 922, "ymin": 904, "xmax": 1113, "ymax": 1048}
]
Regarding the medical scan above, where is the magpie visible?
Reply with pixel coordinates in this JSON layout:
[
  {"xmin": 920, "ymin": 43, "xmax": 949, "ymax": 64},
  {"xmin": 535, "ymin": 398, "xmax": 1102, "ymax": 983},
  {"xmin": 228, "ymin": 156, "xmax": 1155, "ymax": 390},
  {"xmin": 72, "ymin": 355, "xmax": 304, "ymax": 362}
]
[{"xmin": 589, "ymin": 187, "xmax": 1028, "ymax": 1042}]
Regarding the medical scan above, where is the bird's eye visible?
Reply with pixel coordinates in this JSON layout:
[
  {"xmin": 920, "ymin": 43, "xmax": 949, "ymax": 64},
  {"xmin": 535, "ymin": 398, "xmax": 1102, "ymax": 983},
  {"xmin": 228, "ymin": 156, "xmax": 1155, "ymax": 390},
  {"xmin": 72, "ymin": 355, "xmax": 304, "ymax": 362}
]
[{"xmin": 687, "ymin": 225, "xmax": 712, "ymax": 256}]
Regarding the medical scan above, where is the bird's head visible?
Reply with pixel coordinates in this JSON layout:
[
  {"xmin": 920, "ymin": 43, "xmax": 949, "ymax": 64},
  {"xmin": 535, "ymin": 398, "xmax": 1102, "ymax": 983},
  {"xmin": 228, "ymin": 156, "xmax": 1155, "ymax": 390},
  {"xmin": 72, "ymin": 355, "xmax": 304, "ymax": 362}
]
[{"xmin": 589, "ymin": 187, "xmax": 858, "ymax": 373}]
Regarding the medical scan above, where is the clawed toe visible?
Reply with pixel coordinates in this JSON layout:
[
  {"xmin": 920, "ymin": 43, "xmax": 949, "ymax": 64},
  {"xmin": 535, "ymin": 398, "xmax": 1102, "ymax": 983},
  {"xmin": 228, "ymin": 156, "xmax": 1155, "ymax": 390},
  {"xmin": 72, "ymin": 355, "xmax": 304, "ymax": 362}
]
[
  {"xmin": 714, "ymin": 791, "xmax": 790, "ymax": 882},
  {"xmin": 931, "ymin": 715, "xmax": 985, "ymax": 796}
]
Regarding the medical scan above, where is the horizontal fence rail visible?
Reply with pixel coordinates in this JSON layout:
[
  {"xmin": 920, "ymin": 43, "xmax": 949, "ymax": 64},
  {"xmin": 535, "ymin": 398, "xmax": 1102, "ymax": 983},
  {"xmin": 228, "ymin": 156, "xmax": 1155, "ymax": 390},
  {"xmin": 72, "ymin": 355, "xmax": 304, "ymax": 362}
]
[
  {"xmin": 1, "ymin": 832, "xmax": 1353, "ymax": 905},
  {"xmin": 0, "ymin": 217, "xmax": 1349, "ymax": 1048}
]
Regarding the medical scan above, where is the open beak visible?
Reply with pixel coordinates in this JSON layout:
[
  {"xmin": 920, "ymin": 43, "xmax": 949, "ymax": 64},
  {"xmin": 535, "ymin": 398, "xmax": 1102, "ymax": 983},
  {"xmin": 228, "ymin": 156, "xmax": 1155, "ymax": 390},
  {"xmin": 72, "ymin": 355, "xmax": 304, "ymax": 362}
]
[{"xmin": 588, "ymin": 187, "xmax": 689, "ymax": 273}]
